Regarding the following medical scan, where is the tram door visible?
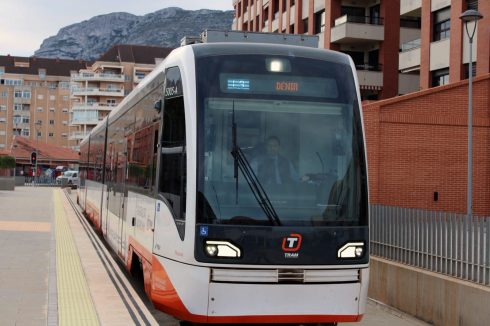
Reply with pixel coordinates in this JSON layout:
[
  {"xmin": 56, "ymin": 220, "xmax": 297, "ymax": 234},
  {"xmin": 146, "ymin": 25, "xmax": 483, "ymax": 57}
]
[
  {"xmin": 104, "ymin": 138, "xmax": 128, "ymax": 259},
  {"xmin": 119, "ymin": 138, "xmax": 130, "ymax": 260}
]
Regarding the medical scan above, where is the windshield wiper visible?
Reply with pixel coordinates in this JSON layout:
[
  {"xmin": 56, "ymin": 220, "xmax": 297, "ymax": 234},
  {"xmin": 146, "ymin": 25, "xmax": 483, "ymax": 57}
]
[{"xmin": 230, "ymin": 102, "xmax": 281, "ymax": 226}]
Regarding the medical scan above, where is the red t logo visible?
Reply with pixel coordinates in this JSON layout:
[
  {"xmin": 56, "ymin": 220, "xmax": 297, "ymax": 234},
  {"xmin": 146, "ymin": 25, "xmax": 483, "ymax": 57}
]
[{"xmin": 282, "ymin": 233, "xmax": 302, "ymax": 252}]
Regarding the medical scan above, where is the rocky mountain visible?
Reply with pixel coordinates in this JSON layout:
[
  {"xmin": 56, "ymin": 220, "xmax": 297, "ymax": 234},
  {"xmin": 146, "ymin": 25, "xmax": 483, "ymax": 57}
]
[{"xmin": 35, "ymin": 7, "xmax": 234, "ymax": 60}]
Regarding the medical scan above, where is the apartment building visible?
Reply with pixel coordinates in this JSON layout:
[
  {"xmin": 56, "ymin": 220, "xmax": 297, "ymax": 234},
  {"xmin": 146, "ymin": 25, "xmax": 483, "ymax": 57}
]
[
  {"xmin": 0, "ymin": 56, "xmax": 87, "ymax": 150},
  {"xmin": 70, "ymin": 45, "xmax": 173, "ymax": 150},
  {"xmin": 232, "ymin": 0, "xmax": 490, "ymax": 100}
]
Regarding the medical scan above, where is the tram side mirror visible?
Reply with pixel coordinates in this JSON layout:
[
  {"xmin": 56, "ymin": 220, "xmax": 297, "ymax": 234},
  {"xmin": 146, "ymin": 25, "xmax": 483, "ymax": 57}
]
[{"xmin": 154, "ymin": 99, "xmax": 163, "ymax": 113}]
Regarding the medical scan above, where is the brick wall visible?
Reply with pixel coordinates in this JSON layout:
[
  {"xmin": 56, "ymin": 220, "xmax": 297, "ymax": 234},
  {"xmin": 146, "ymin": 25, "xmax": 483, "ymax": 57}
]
[{"xmin": 363, "ymin": 74, "xmax": 490, "ymax": 215}]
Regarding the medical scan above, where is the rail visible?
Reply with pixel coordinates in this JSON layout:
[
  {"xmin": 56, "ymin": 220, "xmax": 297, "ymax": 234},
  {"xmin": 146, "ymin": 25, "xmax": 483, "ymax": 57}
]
[{"xmin": 370, "ymin": 205, "xmax": 490, "ymax": 286}]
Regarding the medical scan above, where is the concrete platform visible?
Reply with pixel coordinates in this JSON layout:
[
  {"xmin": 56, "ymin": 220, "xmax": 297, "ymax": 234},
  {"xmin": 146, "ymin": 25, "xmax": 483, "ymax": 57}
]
[{"xmin": 0, "ymin": 187, "xmax": 428, "ymax": 326}]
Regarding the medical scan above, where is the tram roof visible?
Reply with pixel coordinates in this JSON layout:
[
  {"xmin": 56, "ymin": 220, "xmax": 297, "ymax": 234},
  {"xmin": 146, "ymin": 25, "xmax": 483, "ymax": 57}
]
[{"xmin": 190, "ymin": 42, "xmax": 352, "ymax": 66}]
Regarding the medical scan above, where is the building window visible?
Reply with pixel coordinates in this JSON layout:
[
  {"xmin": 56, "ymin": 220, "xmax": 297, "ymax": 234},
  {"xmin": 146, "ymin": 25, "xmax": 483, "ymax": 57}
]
[
  {"xmin": 62, "ymin": 120, "xmax": 68, "ymax": 125},
  {"xmin": 49, "ymin": 108, "xmax": 55, "ymax": 112},
  {"xmin": 49, "ymin": 95, "xmax": 55, "ymax": 100},
  {"xmin": 107, "ymin": 99, "xmax": 116, "ymax": 106},
  {"xmin": 433, "ymin": 7, "xmax": 450, "ymax": 41},
  {"xmin": 21, "ymin": 117, "xmax": 30, "ymax": 124},
  {"xmin": 59, "ymin": 82, "xmax": 70, "ymax": 89},
  {"xmin": 37, "ymin": 107, "xmax": 43, "ymax": 112},
  {"xmin": 273, "ymin": 0, "xmax": 279, "ymax": 16},
  {"xmin": 0, "ymin": 67, "xmax": 4, "ymax": 75},
  {"xmin": 302, "ymin": 18, "xmax": 309, "ymax": 34},
  {"xmin": 63, "ymin": 96, "xmax": 68, "ymax": 101},
  {"xmin": 38, "ymin": 94, "xmax": 44, "ymax": 100},
  {"xmin": 47, "ymin": 83, "xmax": 57, "ymax": 90},
  {"xmin": 0, "ymin": 118, "xmax": 6, "ymax": 123},
  {"xmin": 22, "ymin": 90, "xmax": 31, "ymax": 98},
  {"xmin": 36, "ymin": 119, "xmax": 42, "ymax": 125},
  {"xmin": 467, "ymin": 0, "xmax": 478, "ymax": 10},
  {"xmin": 14, "ymin": 90, "xmax": 22, "ymax": 98},
  {"xmin": 432, "ymin": 68, "xmax": 450, "ymax": 87},
  {"xmin": 3, "ymin": 79, "xmax": 22, "ymax": 86},
  {"xmin": 1, "ymin": 91, "xmax": 7, "ymax": 97},
  {"xmin": 62, "ymin": 133, "xmax": 68, "ymax": 137},
  {"xmin": 314, "ymin": 10, "xmax": 325, "ymax": 34},
  {"xmin": 22, "ymin": 129, "xmax": 30, "ymax": 137},
  {"xmin": 37, "ymin": 131, "xmax": 42, "ymax": 137},
  {"xmin": 39, "ymin": 69, "xmax": 46, "ymax": 80},
  {"xmin": 135, "ymin": 71, "xmax": 147, "ymax": 79},
  {"xmin": 464, "ymin": 62, "xmax": 477, "ymax": 79},
  {"xmin": 49, "ymin": 132, "xmax": 54, "ymax": 137},
  {"xmin": 49, "ymin": 119, "xmax": 55, "ymax": 125},
  {"xmin": 14, "ymin": 104, "xmax": 22, "ymax": 111},
  {"xmin": 263, "ymin": 6, "xmax": 269, "ymax": 28},
  {"xmin": 0, "ymin": 144, "xmax": 5, "ymax": 149},
  {"xmin": 62, "ymin": 108, "xmax": 69, "ymax": 112},
  {"xmin": 0, "ymin": 105, "xmax": 6, "ymax": 111}
]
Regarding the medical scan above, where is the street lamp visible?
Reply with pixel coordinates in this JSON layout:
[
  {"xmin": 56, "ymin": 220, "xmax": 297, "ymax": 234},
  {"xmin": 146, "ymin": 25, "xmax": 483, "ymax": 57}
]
[{"xmin": 460, "ymin": 9, "xmax": 483, "ymax": 218}]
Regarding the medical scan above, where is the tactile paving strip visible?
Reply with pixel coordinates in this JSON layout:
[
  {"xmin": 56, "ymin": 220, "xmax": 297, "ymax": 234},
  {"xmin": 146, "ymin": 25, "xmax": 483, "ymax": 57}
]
[{"xmin": 53, "ymin": 189, "xmax": 100, "ymax": 325}]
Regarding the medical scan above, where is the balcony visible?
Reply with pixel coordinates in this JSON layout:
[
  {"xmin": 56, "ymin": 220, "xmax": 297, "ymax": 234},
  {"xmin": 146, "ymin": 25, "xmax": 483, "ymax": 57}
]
[
  {"xmin": 71, "ymin": 87, "xmax": 124, "ymax": 97},
  {"xmin": 70, "ymin": 110, "xmax": 102, "ymax": 126},
  {"xmin": 399, "ymin": 73, "xmax": 420, "ymax": 95},
  {"xmin": 13, "ymin": 97, "xmax": 31, "ymax": 104},
  {"xmin": 69, "ymin": 131, "xmax": 88, "ymax": 140},
  {"xmin": 71, "ymin": 72, "xmax": 124, "ymax": 82},
  {"xmin": 331, "ymin": 15, "xmax": 384, "ymax": 44},
  {"xmin": 355, "ymin": 65, "xmax": 383, "ymax": 91},
  {"xmin": 430, "ymin": 39, "xmax": 450, "ymax": 71},
  {"xmin": 399, "ymin": 39, "xmax": 421, "ymax": 73},
  {"xmin": 71, "ymin": 103, "xmax": 117, "ymax": 112},
  {"xmin": 400, "ymin": 0, "xmax": 421, "ymax": 16},
  {"xmin": 70, "ymin": 119, "xmax": 101, "ymax": 126}
]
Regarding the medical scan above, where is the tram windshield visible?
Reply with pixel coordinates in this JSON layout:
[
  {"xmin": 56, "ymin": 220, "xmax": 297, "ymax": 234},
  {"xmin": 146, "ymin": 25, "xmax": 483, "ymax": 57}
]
[{"xmin": 196, "ymin": 54, "xmax": 367, "ymax": 226}]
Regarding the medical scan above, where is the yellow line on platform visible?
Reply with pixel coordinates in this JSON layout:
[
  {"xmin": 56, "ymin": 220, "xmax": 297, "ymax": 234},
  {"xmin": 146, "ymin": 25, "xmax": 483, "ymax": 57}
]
[{"xmin": 53, "ymin": 189, "xmax": 99, "ymax": 326}]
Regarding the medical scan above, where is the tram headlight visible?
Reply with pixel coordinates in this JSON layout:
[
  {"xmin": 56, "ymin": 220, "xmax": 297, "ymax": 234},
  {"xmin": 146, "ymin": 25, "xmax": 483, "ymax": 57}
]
[
  {"xmin": 204, "ymin": 240, "xmax": 241, "ymax": 258},
  {"xmin": 205, "ymin": 244, "xmax": 218, "ymax": 257},
  {"xmin": 337, "ymin": 242, "xmax": 365, "ymax": 259}
]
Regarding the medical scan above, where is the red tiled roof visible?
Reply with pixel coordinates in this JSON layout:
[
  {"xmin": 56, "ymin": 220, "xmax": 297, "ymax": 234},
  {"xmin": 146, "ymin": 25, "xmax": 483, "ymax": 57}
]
[
  {"xmin": 0, "ymin": 55, "xmax": 88, "ymax": 77},
  {"xmin": 7, "ymin": 136, "xmax": 79, "ymax": 162}
]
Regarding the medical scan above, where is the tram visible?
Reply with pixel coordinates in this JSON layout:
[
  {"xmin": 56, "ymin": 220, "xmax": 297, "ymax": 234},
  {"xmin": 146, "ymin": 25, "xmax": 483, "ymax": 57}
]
[{"xmin": 78, "ymin": 42, "xmax": 369, "ymax": 324}]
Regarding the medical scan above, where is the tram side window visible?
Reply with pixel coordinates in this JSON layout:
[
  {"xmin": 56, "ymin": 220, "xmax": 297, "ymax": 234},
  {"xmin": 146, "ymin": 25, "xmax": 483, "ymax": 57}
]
[{"xmin": 159, "ymin": 66, "xmax": 186, "ymax": 239}]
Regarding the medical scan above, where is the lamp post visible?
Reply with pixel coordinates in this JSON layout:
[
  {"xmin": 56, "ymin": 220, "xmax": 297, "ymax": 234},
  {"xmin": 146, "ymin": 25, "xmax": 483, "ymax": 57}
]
[{"xmin": 460, "ymin": 9, "xmax": 483, "ymax": 218}]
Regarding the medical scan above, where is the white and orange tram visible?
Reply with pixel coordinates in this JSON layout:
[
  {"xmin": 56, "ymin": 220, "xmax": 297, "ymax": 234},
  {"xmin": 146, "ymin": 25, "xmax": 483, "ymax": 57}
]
[{"xmin": 78, "ymin": 42, "xmax": 369, "ymax": 325}]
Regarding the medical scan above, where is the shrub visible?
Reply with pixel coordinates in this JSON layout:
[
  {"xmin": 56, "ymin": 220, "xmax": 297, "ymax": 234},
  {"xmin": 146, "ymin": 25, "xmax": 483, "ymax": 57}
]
[{"xmin": 0, "ymin": 155, "xmax": 16, "ymax": 169}]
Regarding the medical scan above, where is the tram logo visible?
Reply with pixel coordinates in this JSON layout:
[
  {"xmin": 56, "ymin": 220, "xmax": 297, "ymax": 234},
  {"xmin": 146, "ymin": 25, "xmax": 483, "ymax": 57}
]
[{"xmin": 282, "ymin": 233, "xmax": 302, "ymax": 253}]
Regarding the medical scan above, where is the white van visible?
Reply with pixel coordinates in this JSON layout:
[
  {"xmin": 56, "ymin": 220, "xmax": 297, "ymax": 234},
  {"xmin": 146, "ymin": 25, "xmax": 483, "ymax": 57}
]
[{"xmin": 56, "ymin": 170, "xmax": 79, "ymax": 188}]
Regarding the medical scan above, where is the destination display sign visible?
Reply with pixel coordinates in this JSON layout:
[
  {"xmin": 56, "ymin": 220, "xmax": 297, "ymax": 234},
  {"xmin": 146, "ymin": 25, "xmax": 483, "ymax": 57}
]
[{"xmin": 220, "ymin": 73, "xmax": 338, "ymax": 98}]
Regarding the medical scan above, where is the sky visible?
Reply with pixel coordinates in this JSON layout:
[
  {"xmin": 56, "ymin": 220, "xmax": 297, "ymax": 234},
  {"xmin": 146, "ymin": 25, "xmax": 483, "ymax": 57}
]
[{"xmin": 0, "ymin": 0, "xmax": 234, "ymax": 57}]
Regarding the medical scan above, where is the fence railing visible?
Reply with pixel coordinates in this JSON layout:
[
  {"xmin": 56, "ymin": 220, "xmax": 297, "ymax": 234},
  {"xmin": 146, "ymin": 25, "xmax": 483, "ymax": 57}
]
[
  {"xmin": 370, "ymin": 205, "xmax": 490, "ymax": 286},
  {"xmin": 24, "ymin": 175, "xmax": 58, "ymax": 186}
]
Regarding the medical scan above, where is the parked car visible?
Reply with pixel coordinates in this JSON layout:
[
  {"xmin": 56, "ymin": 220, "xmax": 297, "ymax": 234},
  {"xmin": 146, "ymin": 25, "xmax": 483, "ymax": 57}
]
[{"xmin": 56, "ymin": 170, "xmax": 79, "ymax": 188}]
